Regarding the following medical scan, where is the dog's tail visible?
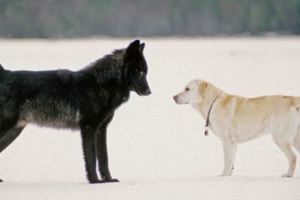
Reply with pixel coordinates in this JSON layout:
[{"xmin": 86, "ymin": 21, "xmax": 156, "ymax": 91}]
[{"xmin": 294, "ymin": 98, "xmax": 300, "ymax": 153}]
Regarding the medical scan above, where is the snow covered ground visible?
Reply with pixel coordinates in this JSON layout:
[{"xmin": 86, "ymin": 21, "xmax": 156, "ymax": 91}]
[{"xmin": 0, "ymin": 37, "xmax": 300, "ymax": 200}]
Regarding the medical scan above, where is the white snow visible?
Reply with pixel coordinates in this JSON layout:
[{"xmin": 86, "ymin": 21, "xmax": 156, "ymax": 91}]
[{"xmin": 0, "ymin": 37, "xmax": 300, "ymax": 200}]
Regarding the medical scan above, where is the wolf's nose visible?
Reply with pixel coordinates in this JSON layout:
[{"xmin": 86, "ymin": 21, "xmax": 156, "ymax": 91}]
[{"xmin": 145, "ymin": 88, "xmax": 152, "ymax": 95}]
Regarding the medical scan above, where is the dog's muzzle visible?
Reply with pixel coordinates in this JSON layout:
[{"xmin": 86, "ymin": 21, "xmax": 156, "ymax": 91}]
[
  {"xmin": 173, "ymin": 95, "xmax": 180, "ymax": 104},
  {"xmin": 173, "ymin": 94, "xmax": 189, "ymax": 105}
]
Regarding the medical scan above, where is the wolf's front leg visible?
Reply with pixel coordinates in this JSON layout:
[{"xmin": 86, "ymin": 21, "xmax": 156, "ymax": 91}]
[
  {"xmin": 96, "ymin": 114, "xmax": 119, "ymax": 183},
  {"xmin": 221, "ymin": 140, "xmax": 237, "ymax": 176},
  {"xmin": 81, "ymin": 125, "xmax": 100, "ymax": 183}
]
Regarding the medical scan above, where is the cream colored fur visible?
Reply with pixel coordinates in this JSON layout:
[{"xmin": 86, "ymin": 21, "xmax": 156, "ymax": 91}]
[{"xmin": 174, "ymin": 80, "xmax": 300, "ymax": 177}]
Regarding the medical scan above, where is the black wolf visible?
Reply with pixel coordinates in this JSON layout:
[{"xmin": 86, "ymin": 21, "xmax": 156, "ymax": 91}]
[{"xmin": 0, "ymin": 40, "xmax": 151, "ymax": 183}]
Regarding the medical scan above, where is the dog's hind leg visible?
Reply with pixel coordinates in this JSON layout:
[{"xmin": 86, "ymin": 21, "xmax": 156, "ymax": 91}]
[
  {"xmin": 293, "ymin": 128, "xmax": 300, "ymax": 153},
  {"xmin": 273, "ymin": 136, "xmax": 297, "ymax": 177},
  {"xmin": 221, "ymin": 140, "xmax": 237, "ymax": 176}
]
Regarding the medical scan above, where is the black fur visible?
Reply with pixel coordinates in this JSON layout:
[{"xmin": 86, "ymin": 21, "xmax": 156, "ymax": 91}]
[{"xmin": 0, "ymin": 40, "xmax": 151, "ymax": 183}]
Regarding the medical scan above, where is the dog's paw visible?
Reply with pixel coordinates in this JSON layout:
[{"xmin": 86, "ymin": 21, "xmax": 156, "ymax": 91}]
[
  {"xmin": 282, "ymin": 173, "xmax": 293, "ymax": 178},
  {"xmin": 218, "ymin": 173, "xmax": 231, "ymax": 177}
]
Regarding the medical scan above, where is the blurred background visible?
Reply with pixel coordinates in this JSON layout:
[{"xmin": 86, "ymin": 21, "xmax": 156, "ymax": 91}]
[
  {"xmin": 1, "ymin": 1, "xmax": 300, "ymax": 199},
  {"xmin": 0, "ymin": 0, "xmax": 300, "ymax": 38}
]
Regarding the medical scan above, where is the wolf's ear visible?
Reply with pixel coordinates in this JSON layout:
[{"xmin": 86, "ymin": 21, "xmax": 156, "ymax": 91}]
[
  {"xmin": 126, "ymin": 40, "xmax": 140, "ymax": 56},
  {"xmin": 140, "ymin": 43, "xmax": 145, "ymax": 52}
]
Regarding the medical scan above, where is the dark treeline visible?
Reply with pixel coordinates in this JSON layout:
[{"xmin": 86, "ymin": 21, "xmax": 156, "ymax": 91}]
[{"xmin": 0, "ymin": 0, "xmax": 300, "ymax": 38}]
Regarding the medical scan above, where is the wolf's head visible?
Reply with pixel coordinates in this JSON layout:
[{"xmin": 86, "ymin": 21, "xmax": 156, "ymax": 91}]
[{"xmin": 122, "ymin": 40, "xmax": 151, "ymax": 96}]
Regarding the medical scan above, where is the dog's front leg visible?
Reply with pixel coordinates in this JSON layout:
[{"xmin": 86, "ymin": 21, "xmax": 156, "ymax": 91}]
[
  {"xmin": 97, "ymin": 114, "xmax": 119, "ymax": 183},
  {"xmin": 80, "ymin": 125, "xmax": 100, "ymax": 183},
  {"xmin": 221, "ymin": 140, "xmax": 237, "ymax": 176}
]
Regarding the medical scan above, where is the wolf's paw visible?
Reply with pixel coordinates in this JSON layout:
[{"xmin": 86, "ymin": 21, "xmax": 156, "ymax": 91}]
[
  {"xmin": 89, "ymin": 178, "xmax": 119, "ymax": 184},
  {"xmin": 102, "ymin": 178, "xmax": 119, "ymax": 183},
  {"xmin": 89, "ymin": 179, "xmax": 102, "ymax": 184},
  {"xmin": 282, "ymin": 173, "xmax": 293, "ymax": 178}
]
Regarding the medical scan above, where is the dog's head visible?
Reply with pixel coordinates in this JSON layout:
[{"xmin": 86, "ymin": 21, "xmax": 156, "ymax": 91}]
[
  {"xmin": 123, "ymin": 40, "xmax": 151, "ymax": 96},
  {"xmin": 173, "ymin": 80, "xmax": 208, "ymax": 104}
]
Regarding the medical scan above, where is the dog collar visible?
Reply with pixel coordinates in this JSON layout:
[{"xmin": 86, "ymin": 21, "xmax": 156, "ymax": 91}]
[{"xmin": 204, "ymin": 95, "xmax": 220, "ymax": 136}]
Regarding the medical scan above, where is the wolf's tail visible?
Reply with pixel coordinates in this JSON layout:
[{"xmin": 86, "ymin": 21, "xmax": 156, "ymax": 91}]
[{"xmin": 0, "ymin": 64, "xmax": 4, "ymax": 72}]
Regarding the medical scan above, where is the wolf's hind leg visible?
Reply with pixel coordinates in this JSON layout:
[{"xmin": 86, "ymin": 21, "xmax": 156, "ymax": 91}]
[
  {"xmin": 0, "ymin": 120, "xmax": 27, "ymax": 182},
  {"xmin": 0, "ymin": 124, "xmax": 26, "ymax": 153}
]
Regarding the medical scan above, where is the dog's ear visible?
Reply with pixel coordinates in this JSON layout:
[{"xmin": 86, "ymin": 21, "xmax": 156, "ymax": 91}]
[
  {"xmin": 199, "ymin": 82, "xmax": 208, "ymax": 94},
  {"xmin": 126, "ymin": 40, "xmax": 140, "ymax": 57},
  {"xmin": 140, "ymin": 43, "xmax": 145, "ymax": 52}
]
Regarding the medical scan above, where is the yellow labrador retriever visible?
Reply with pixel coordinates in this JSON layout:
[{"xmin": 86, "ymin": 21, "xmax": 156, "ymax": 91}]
[{"xmin": 173, "ymin": 80, "xmax": 300, "ymax": 177}]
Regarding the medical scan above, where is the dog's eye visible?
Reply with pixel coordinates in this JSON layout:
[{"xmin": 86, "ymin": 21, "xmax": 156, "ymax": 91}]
[{"xmin": 185, "ymin": 88, "xmax": 190, "ymax": 92}]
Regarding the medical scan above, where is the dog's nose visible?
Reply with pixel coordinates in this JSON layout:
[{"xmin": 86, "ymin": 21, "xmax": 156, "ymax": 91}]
[{"xmin": 173, "ymin": 95, "xmax": 178, "ymax": 103}]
